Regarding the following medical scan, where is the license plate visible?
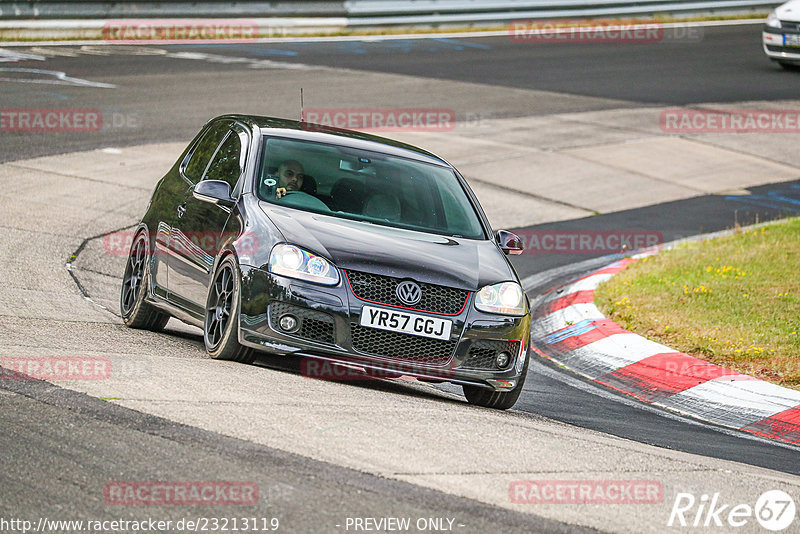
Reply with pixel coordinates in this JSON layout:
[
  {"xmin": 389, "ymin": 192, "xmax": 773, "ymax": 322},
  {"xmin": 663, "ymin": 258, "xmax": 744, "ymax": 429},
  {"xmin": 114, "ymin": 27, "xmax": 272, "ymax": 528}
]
[
  {"xmin": 784, "ymin": 34, "xmax": 800, "ymax": 47},
  {"xmin": 359, "ymin": 306, "xmax": 452, "ymax": 341}
]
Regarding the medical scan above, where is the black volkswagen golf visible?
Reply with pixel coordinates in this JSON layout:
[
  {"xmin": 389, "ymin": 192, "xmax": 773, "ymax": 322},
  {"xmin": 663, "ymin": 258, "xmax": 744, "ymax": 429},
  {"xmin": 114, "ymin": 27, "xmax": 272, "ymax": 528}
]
[{"xmin": 121, "ymin": 115, "xmax": 531, "ymax": 409}]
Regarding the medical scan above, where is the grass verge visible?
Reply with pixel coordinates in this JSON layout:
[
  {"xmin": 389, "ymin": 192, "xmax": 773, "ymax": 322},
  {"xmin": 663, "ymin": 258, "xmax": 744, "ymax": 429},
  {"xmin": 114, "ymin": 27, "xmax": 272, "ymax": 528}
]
[{"xmin": 595, "ymin": 218, "xmax": 800, "ymax": 390}]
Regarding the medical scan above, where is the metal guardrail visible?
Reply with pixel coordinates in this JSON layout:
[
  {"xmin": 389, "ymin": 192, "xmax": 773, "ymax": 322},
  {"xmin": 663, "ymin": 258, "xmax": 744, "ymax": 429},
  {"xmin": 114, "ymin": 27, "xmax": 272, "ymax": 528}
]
[
  {"xmin": 0, "ymin": 0, "xmax": 776, "ymax": 42},
  {"xmin": 0, "ymin": 1, "xmax": 347, "ymax": 18},
  {"xmin": 344, "ymin": 0, "xmax": 778, "ymax": 25},
  {"xmin": 346, "ymin": 0, "xmax": 776, "ymax": 16},
  {"xmin": 0, "ymin": 0, "xmax": 779, "ymax": 20}
]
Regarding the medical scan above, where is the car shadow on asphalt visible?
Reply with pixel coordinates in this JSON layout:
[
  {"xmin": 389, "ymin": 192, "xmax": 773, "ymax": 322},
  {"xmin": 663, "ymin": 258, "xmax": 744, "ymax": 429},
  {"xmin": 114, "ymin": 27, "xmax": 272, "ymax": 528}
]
[{"xmin": 251, "ymin": 351, "xmax": 467, "ymax": 404}]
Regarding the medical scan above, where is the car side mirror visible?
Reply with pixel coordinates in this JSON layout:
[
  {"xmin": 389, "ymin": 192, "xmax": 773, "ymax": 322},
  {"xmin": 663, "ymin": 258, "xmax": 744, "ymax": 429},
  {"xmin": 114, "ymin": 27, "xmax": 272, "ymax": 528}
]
[
  {"xmin": 193, "ymin": 180, "xmax": 235, "ymax": 208},
  {"xmin": 496, "ymin": 230, "xmax": 524, "ymax": 255}
]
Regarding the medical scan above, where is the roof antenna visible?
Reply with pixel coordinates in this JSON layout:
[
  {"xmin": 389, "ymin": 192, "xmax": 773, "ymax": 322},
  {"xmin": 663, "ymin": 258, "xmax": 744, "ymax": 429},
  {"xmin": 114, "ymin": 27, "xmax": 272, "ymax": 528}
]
[{"xmin": 299, "ymin": 88, "xmax": 305, "ymax": 122}]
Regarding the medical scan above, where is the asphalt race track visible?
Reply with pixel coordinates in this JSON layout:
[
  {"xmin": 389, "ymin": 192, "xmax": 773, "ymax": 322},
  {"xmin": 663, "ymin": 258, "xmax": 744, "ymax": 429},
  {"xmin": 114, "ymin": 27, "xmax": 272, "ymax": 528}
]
[
  {"xmin": 2, "ymin": 21, "xmax": 800, "ymax": 533},
  {"xmin": 6, "ymin": 23, "xmax": 800, "ymax": 163}
]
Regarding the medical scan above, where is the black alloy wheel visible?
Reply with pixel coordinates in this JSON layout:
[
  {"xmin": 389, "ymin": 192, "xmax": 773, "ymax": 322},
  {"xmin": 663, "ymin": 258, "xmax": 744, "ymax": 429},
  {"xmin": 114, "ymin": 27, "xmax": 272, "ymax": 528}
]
[
  {"xmin": 204, "ymin": 255, "xmax": 254, "ymax": 363},
  {"xmin": 120, "ymin": 231, "xmax": 169, "ymax": 331}
]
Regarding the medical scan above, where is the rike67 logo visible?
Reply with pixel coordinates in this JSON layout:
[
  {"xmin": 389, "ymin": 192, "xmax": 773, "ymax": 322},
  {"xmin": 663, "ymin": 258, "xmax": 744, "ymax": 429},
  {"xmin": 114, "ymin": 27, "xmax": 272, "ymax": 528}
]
[{"xmin": 668, "ymin": 490, "xmax": 796, "ymax": 531}]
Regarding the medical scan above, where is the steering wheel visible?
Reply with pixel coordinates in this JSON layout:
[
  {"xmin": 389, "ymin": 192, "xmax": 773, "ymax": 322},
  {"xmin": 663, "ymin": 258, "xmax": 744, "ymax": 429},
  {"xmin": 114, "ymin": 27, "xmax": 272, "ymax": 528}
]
[{"xmin": 261, "ymin": 175, "xmax": 307, "ymax": 200}]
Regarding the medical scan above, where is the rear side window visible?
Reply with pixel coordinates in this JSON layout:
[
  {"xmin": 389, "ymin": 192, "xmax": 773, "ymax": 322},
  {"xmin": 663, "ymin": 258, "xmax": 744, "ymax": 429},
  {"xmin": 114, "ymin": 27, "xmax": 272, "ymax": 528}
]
[
  {"xmin": 183, "ymin": 122, "xmax": 229, "ymax": 183},
  {"xmin": 204, "ymin": 131, "xmax": 243, "ymax": 190}
]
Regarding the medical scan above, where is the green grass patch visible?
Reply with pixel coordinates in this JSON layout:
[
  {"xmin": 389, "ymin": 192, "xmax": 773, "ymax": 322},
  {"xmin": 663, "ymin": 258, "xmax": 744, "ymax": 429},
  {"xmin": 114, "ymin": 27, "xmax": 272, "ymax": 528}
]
[{"xmin": 595, "ymin": 218, "xmax": 800, "ymax": 389}]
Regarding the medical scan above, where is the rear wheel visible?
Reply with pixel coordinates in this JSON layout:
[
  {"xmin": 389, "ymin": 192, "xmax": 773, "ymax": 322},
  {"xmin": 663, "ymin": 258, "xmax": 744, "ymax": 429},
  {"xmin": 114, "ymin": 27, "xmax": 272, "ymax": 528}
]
[
  {"xmin": 120, "ymin": 231, "xmax": 169, "ymax": 331},
  {"xmin": 463, "ymin": 352, "xmax": 529, "ymax": 410},
  {"xmin": 204, "ymin": 255, "xmax": 254, "ymax": 363}
]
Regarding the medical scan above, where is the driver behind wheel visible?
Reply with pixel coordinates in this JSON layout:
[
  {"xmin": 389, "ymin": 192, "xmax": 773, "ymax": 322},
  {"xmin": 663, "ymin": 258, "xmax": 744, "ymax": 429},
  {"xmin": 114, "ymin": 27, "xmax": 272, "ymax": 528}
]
[{"xmin": 276, "ymin": 159, "xmax": 305, "ymax": 198}]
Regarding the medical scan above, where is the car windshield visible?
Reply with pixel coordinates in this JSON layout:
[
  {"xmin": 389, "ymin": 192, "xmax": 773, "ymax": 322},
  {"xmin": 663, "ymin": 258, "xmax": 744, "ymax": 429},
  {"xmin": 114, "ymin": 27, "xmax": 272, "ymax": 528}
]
[{"xmin": 255, "ymin": 136, "xmax": 486, "ymax": 239}]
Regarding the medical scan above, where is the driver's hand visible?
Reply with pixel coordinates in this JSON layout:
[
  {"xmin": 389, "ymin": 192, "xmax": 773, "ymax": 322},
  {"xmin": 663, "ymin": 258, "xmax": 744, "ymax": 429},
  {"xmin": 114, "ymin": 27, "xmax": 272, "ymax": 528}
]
[{"xmin": 276, "ymin": 187, "xmax": 287, "ymax": 199}]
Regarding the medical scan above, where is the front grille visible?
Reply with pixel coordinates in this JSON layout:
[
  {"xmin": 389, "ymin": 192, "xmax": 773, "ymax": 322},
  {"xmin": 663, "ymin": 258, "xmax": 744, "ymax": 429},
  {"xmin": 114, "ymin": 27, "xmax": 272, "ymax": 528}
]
[
  {"xmin": 766, "ymin": 44, "xmax": 800, "ymax": 53},
  {"xmin": 346, "ymin": 270, "xmax": 470, "ymax": 315},
  {"xmin": 269, "ymin": 302, "xmax": 335, "ymax": 345},
  {"xmin": 350, "ymin": 324, "xmax": 457, "ymax": 365},
  {"xmin": 780, "ymin": 21, "xmax": 800, "ymax": 32},
  {"xmin": 463, "ymin": 339, "xmax": 520, "ymax": 370}
]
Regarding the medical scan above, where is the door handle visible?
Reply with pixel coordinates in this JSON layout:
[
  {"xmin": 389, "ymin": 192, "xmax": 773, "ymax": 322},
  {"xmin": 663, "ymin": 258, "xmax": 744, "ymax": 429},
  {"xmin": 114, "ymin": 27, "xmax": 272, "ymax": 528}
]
[{"xmin": 177, "ymin": 204, "xmax": 187, "ymax": 218}]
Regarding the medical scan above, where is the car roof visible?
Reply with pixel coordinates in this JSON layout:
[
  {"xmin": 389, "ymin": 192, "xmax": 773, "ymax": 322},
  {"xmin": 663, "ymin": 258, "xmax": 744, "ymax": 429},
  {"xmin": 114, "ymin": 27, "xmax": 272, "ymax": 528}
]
[{"xmin": 217, "ymin": 114, "xmax": 452, "ymax": 168}]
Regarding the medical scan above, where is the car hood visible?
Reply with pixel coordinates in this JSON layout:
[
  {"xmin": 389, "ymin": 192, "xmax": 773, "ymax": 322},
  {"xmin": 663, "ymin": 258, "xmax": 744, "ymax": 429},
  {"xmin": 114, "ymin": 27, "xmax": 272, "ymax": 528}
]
[
  {"xmin": 776, "ymin": 0, "xmax": 800, "ymax": 22},
  {"xmin": 259, "ymin": 202, "xmax": 516, "ymax": 290}
]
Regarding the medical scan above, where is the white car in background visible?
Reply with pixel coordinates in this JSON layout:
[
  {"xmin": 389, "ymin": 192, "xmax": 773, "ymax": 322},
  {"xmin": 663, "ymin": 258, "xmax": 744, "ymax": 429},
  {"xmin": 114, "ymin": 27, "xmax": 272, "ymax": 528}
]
[{"xmin": 763, "ymin": 0, "xmax": 800, "ymax": 68}]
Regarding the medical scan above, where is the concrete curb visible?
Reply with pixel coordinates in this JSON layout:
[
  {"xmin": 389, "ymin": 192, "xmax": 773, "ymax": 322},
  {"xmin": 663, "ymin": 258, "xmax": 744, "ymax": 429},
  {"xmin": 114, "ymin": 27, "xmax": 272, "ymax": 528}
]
[{"xmin": 529, "ymin": 230, "xmax": 800, "ymax": 447}]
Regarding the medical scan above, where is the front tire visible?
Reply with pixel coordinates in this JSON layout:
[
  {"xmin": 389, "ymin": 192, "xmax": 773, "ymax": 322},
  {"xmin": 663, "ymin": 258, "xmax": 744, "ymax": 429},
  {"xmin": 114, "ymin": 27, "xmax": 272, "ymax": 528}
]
[
  {"xmin": 204, "ymin": 255, "xmax": 254, "ymax": 363},
  {"xmin": 120, "ymin": 231, "xmax": 169, "ymax": 331},
  {"xmin": 463, "ymin": 351, "xmax": 529, "ymax": 410}
]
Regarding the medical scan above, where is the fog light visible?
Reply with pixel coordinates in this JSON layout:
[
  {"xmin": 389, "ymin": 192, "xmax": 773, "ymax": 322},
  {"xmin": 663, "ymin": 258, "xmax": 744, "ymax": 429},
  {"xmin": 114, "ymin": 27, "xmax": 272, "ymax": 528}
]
[
  {"xmin": 279, "ymin": 315, "xmax": 298, "ymax": 332},
  {"xmin": 496, "ymin": 351, "xmax": 511, "ymax": 369},
  {"xmin": 487, "ymin": 379, "xmax": 516, "ymax": 389}
]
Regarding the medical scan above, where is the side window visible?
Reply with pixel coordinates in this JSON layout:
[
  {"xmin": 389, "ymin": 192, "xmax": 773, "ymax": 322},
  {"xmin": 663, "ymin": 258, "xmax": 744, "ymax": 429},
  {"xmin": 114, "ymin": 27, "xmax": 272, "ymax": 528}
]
[
  {"xmin": 204, "ymin": 131, "xmax": 243, "ymax": 191},
  {"xmin": 183, "ymin": 122, "xmax": 229, "ymax": 183}
]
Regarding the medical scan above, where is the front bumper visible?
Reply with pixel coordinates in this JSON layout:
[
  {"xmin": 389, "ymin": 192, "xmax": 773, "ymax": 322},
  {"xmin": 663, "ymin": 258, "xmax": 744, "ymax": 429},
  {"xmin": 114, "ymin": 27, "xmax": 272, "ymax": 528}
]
[
  {"xmin": 237, "ymin": 265, "xmax": 530, "ymax": 391},
  {"xmin": 763, "ymin": 25, "xmax": 800, "ymax": 63}
]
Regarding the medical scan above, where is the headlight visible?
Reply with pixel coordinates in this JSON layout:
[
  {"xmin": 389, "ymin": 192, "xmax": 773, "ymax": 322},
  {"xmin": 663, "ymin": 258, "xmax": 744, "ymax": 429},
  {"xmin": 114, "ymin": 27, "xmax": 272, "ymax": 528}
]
[
  {"xmin": 767, "ymin": 10, "xmax": 782, "ymax": 29},
  {"xmin": 269, "ymin": 244, "xmax": 339, "ymax": 285},
  {"xmin": 475, "ymin": 282, "xmax": 525, "ymax": 316}
]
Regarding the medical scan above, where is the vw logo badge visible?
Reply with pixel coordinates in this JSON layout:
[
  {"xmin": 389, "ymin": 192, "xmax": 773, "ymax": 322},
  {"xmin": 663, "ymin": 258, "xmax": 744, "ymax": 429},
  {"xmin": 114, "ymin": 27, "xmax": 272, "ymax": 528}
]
[{"xmin": 396, "ymin": 280, "xmax": 422, "ymax": 306}]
